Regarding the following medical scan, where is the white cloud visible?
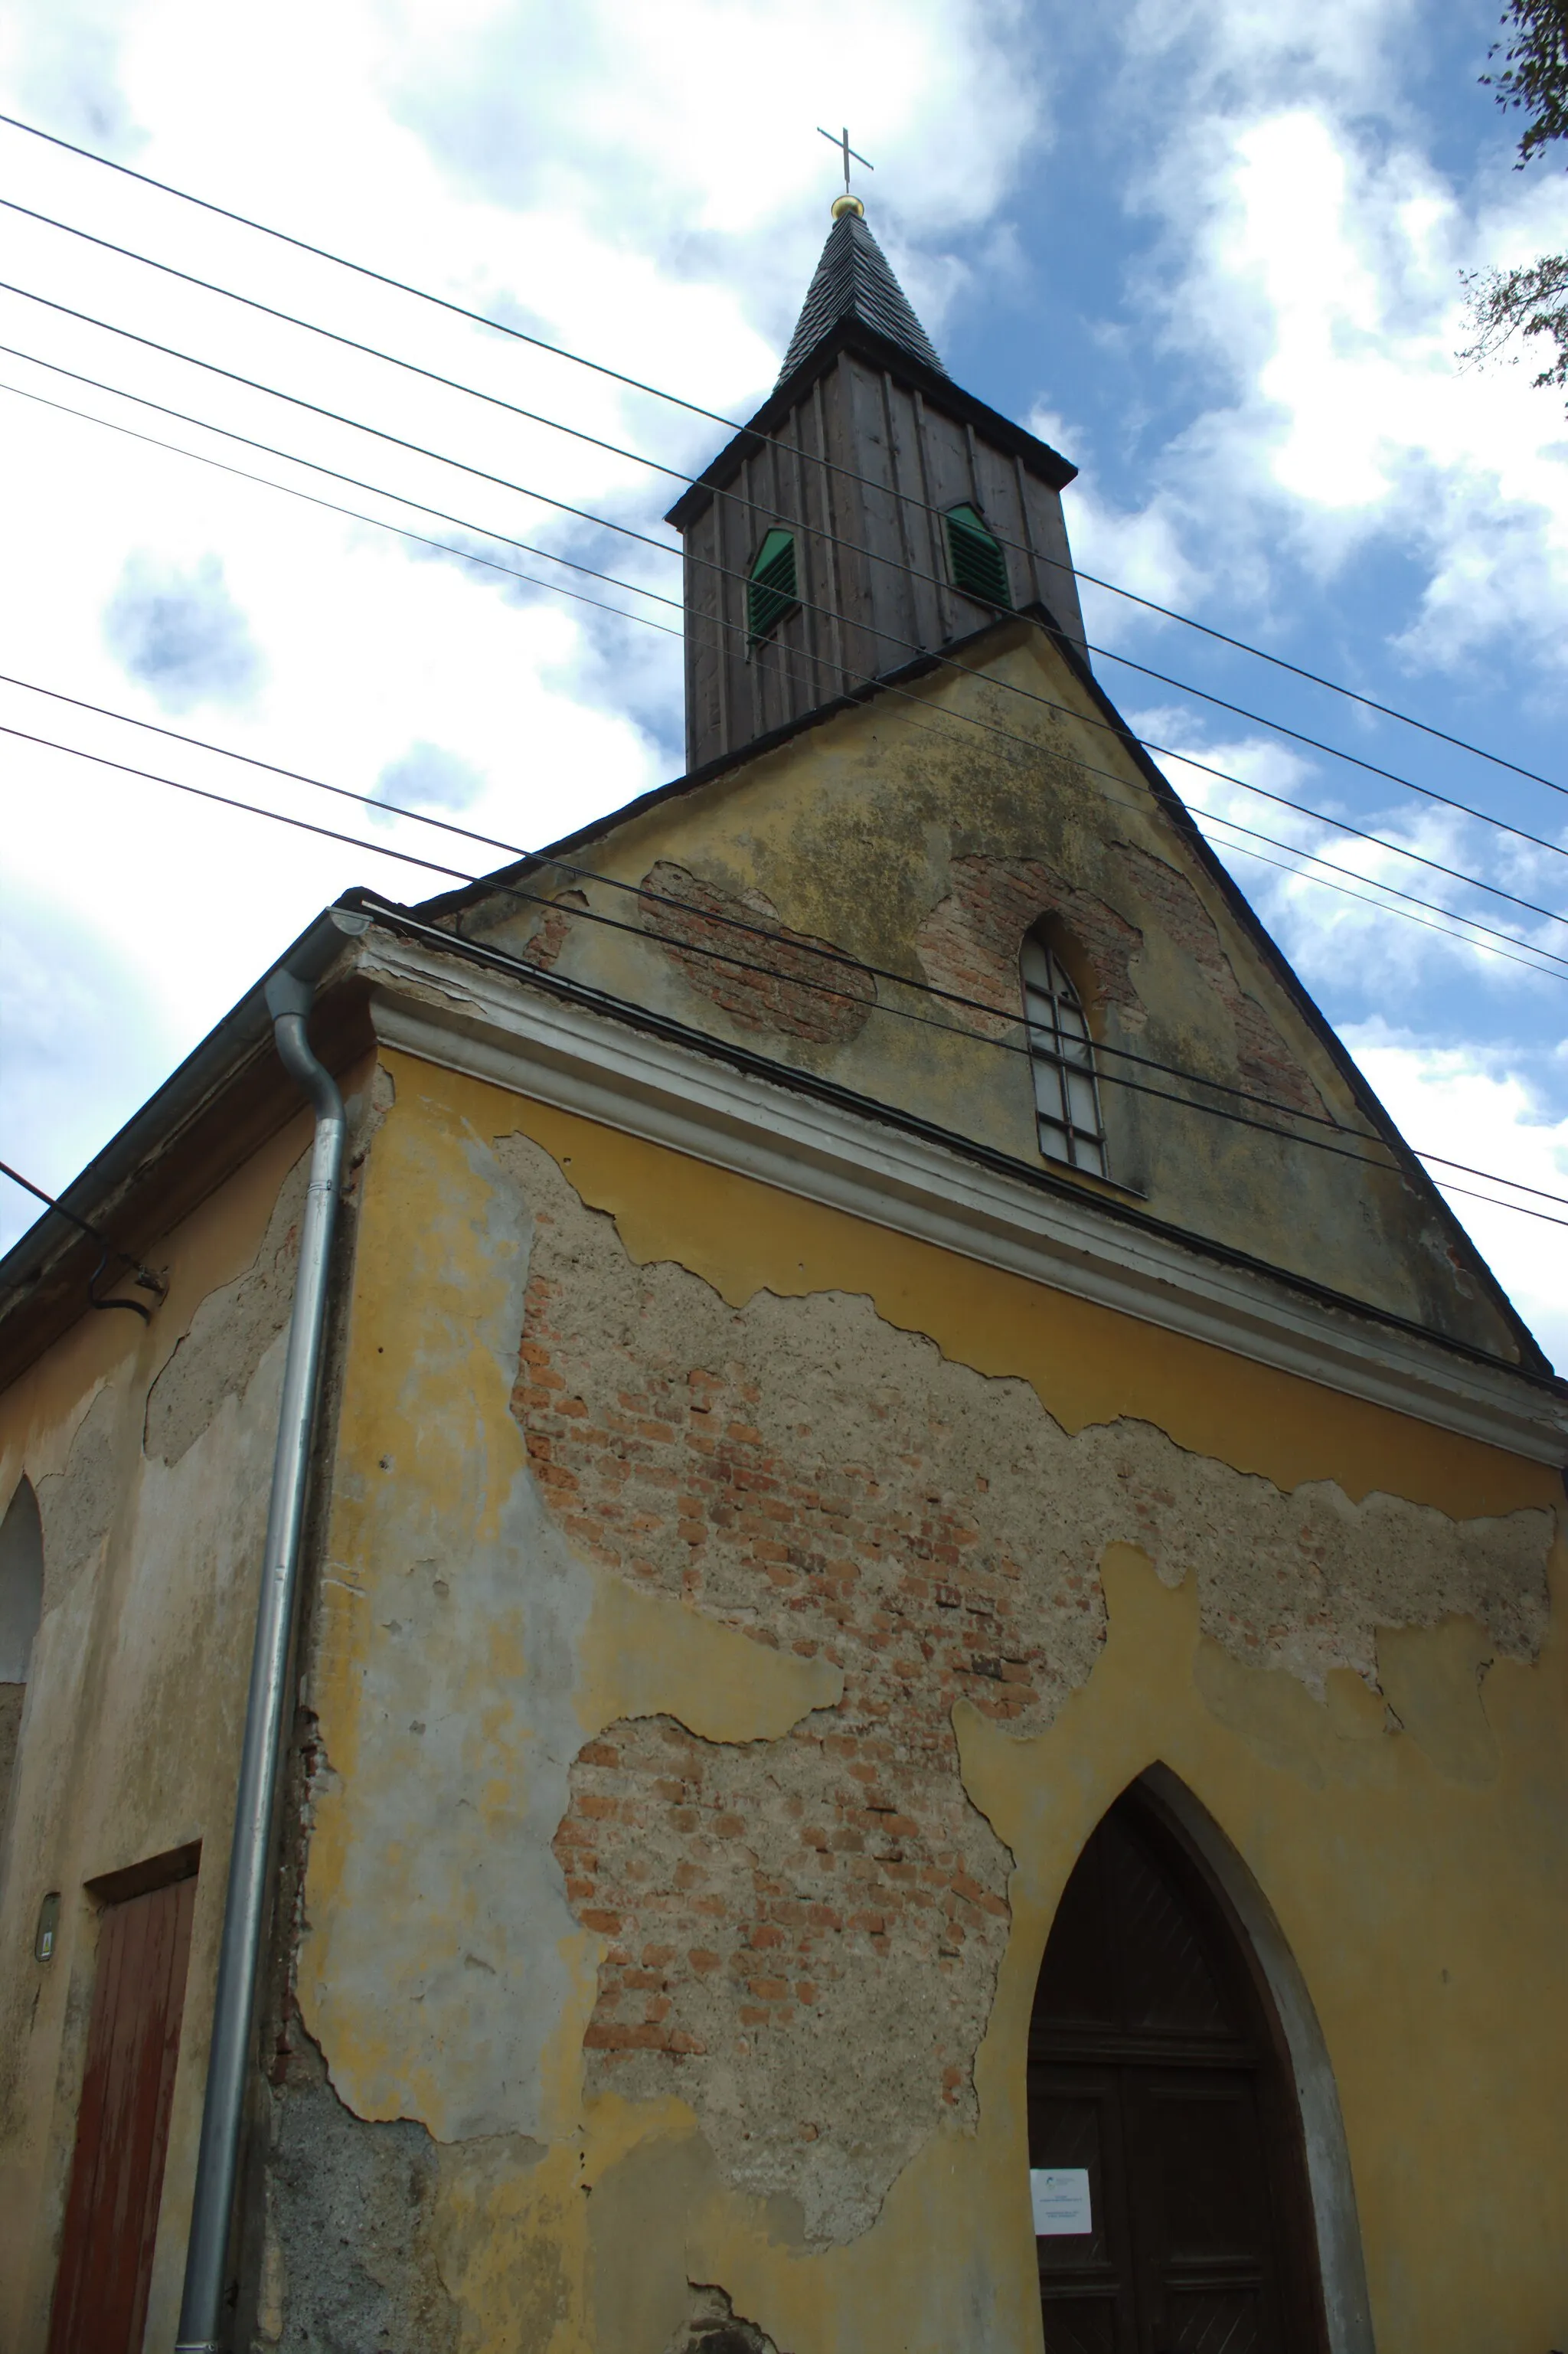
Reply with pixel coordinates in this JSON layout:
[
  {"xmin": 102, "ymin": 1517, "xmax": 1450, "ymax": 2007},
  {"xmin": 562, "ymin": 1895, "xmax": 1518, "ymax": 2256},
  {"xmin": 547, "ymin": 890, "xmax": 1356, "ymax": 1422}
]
[
  {"xmin": 0, "ymin": 872, "xmax": 176, "ymax": 1230},
  {"xmin": 1058, "ymin": 3, "xmax": 1568, "ymax": 679},
  {"xmin": 371, "ymin": 741, "xmax": 485, "ymax": 829},
  {"xmin": 1124, "ymin": 0, "xmax": 1419, "ymax": 101},
  {"xmin": 0, "ymin": 0, "xmax": 145, "ymax": 152},
  {"xmin": 1028, "ymin": 405, "xmax": 1206, "ymax": 644}
]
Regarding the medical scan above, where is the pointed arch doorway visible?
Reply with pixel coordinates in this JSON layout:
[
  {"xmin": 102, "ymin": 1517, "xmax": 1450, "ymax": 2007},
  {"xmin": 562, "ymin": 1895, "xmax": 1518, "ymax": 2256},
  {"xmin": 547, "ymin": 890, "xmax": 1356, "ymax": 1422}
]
[{"xmin": 1029, "ymin": 1781, "xmax": 1328, "ymax": 2352}]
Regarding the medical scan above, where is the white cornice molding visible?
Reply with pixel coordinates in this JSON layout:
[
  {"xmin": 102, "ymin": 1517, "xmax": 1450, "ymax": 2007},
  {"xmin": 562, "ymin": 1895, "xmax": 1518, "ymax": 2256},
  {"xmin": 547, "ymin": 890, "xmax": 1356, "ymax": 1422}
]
[{"xmin": 358, "ymin": 933, "xmax": 1568, "ymax": 1467}]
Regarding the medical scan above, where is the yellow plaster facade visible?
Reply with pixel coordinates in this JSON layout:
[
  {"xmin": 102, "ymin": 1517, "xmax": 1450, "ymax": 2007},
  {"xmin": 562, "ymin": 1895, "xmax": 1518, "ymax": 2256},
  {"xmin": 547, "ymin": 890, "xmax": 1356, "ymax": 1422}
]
[
  {"xmin": 281, "ymin": 1048, "xmax": 1567, "ymax": 2354},
  {"xmin": 0, "ymin": 1087, "xmax": 362, "ymax": 2354}
]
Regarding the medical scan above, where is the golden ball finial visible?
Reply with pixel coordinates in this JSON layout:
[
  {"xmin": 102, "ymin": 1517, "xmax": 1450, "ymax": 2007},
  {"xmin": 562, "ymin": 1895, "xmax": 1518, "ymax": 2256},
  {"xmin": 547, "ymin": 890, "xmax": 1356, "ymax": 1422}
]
[{"xmin": 831, "ymin": 192, "xmax": 865, "ymax": 220}]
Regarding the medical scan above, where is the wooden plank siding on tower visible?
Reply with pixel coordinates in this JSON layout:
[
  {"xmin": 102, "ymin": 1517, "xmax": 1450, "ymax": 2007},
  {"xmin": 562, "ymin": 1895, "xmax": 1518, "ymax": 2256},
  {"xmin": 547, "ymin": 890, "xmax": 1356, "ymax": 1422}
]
[{"xmin": 672, "ymin": 332, "xmax": 1087, "ymax": 776}]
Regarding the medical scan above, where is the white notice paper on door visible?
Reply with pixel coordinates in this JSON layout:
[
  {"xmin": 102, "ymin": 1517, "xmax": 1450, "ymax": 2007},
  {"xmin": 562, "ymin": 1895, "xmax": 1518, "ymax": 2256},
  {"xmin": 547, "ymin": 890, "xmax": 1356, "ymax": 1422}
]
[{"xmin": 1030, "ymin": 2167, "xmax": 1093, "ymax": 2235}]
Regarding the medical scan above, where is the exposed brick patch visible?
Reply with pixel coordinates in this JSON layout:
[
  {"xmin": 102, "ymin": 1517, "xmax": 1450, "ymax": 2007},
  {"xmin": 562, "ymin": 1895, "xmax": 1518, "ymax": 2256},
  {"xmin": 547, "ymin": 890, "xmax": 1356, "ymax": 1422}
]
[
  {"xmin": 917, "ymin": 845, "xmax": 1330, "ymax": 1122},
  {"xmin": 508, "ymin": 1149, "xmax": 1101, "ymax": 2236},
  {"xmin": 525, "ymin": 1236, "xmax": 1043, "ymax": 2232},
  {"xmin": 517, "ymin": 888, "xmax": 590, "ymax": 971},
  {"xmin": 914, "ymin": 855, "xmax": 1142, "ymax": 1039},
  {"xmin": 639, "ymin": 861, "xmax": 875, "ymax": 1045},
  {"xmin": 558, "ymin": 1715, "xmax": 1007, "ymax": 2238},
  {"xmin": 1118, "ymin": 845, "xmax": 1328, "ymax": 1117}
]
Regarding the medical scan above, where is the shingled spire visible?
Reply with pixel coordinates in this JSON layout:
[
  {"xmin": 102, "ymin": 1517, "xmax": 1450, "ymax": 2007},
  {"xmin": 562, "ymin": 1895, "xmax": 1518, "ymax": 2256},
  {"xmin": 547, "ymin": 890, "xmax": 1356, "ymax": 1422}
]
[{"xmin": 778, "ymin": 201, "xmax": 947, "ymax": 383}]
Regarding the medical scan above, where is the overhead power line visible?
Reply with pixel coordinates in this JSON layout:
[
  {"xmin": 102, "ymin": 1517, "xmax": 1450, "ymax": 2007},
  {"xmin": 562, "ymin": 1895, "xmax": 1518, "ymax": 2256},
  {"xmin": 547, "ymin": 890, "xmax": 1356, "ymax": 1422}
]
[
  {"xmin": 1193, "ymin": 833, "xmax": 1561, "ymax": 979},
  {"xmin": 5, "ymin": 662, "xmax": 1566, "ymax": 1116},
  {"xmin": 2, "ymin": 104, "xmax": 1563, "ymax": 809},
  {"xmin": 5, "ymin": 281, "xmax": 1566, "ymax": 953},
  {"xmin": 4, "ymin": 704, "xmax": 1567, "ymax": 1234},
  {"xmin": 0, "ymin": 666, "xmax": 1392, "ymax": 1133},
  {"xmin": 8, "ymin": 197, "xmax": 1568, "ymax": 861},
  {"xmin": 0, "ymin": 274, "xmax": 683, "ymax": 562},
  {"xmin": 3, "ymin": 343, "xmax": 1563, "ymax": 987},
  {"xmin": 0, "ymin": 351, "xmax": 683, "ymax": 626},
  {"xmin": 1, "ymin": 358, "xmax": 1561, "ymax": 990},
  {"xmin": 0, "ymin": 387, "xmax": 675, "ymax": 642},
  {"xmin": 0, "ymin": 1157, "xmax": 165, "ymax": 1316}
]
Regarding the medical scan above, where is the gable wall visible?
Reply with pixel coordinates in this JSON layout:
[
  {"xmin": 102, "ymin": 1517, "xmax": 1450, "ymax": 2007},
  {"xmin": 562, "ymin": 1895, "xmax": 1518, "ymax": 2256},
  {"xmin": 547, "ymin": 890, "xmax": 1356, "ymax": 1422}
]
[{"xmin": 468, "ymin": 621, "xmax": 1524, "ymax": 1358}]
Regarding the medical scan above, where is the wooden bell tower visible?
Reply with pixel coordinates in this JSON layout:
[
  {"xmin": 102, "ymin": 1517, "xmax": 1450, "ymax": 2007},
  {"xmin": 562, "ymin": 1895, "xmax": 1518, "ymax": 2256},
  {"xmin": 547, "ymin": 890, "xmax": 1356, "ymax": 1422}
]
[{"xmin": 666, "ymin": 196, "xmax": 1088, "ymax": 776}]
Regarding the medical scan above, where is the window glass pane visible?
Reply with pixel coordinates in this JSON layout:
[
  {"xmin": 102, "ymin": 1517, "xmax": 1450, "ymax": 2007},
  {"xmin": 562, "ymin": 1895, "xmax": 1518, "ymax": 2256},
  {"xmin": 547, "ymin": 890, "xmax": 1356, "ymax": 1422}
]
[
  {"xmin": 1067, "ymin": 1068, "xmax": 1101, "ymax": 1133},
  {"xmin": 1033, "ymin": 1059, "xmax": 1068, "ymax": 1126}
]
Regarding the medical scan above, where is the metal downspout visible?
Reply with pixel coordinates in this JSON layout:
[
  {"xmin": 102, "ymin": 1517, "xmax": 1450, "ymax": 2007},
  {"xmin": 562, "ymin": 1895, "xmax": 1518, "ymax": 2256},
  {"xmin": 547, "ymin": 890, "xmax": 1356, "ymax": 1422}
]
[{"xmin": 175, "ymin": 917, "xmax": 364, "ymax": 2352}]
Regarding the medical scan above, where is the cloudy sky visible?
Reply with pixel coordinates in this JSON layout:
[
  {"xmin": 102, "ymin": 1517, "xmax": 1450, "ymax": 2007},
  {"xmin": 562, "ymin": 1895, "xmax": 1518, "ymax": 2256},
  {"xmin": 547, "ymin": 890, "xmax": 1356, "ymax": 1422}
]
[{"xmin": 2, "ymin": 0, "xmax": 1567, "ymax": 1361}]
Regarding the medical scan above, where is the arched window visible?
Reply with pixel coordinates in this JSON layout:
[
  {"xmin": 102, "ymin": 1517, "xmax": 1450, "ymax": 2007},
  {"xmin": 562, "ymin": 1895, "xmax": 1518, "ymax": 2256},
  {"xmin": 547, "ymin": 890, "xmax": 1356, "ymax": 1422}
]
[
  {"xmin": 1, "ymin": 1476, "xmax": 44, "ymax": 1847},
  {"xmin": 747, "ymin": 527, "xmax": 799, "ymax": 646},
  {"xmin": 0, "ymin": 1476, "xmax": 43, "ymax": 1687},
  {"xmin": 946, "ymin": 502, "xmax": 1011, "ymax": 610},
  {"xmin": 1021, "ymin": 935, "xmax": 1109, "ymax": 1179}
]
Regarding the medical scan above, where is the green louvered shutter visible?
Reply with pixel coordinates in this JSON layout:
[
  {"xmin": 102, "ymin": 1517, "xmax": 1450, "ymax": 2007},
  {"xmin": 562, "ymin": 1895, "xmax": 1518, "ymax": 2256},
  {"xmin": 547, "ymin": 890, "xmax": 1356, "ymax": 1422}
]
[
  {"xmin": 946, "ymin": 504, "xmax": 1011, "ymax": 609},
  {"xmin": 747, "ymin": 528, "xmax": 799, "ymax": 644}
]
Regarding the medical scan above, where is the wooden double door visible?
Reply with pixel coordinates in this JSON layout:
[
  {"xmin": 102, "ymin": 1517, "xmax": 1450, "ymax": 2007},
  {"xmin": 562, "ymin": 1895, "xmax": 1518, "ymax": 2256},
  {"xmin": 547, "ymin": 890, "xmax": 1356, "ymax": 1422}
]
[{"xmin": 1029, "ymin": 1793, "xmax": 1321, "ymax": 2354}]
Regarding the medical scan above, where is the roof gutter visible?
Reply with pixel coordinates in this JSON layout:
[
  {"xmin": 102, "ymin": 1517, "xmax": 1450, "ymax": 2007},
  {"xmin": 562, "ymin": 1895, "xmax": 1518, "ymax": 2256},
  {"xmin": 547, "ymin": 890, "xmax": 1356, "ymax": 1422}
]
[{"xmin": 174, "ymin": 904, "xmax": 369, "ymax": 2353}]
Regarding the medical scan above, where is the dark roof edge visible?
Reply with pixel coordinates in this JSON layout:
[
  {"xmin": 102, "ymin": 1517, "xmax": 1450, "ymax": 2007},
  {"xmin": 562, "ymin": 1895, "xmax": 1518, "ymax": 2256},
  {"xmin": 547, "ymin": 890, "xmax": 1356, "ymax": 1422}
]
[
  {"xmin": 1025, "ymin": 610, "xmax": 1554, "ymax": 1379},
  {"xmin": 0, "ymin": 906, "xmax": 371, "ymax": 1357},
  {"xmin": 355, "ymin": 894, "xmax": 1568, "ymax": 1408},
  {"xmin": 665, "ymin": 315, "xmax": 1076, "ymax": 531}
]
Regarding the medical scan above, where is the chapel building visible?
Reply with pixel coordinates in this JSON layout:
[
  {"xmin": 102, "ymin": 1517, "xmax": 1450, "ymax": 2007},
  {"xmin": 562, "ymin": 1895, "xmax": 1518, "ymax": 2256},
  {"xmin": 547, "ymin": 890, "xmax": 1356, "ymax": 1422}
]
[{"xmin": 1, "ymin": 193, "xmax": 1566, "ymax": 2354}]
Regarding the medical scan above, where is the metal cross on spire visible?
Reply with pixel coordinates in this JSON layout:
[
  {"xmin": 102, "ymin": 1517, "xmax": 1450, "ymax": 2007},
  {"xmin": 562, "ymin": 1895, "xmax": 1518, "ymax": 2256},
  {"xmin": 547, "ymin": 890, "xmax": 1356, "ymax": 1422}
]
[{"xmin": 816, "ymin": 124, "xmax": 874, "ymax": 198}]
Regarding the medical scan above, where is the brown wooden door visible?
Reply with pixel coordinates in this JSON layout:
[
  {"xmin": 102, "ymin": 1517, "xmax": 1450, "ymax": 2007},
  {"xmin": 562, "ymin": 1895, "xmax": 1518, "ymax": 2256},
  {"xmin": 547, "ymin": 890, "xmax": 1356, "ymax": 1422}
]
[
  {"xmin": 47, "ymin": 1868, "xmax": 198, "ymax": 2354},
  {"xmin": 1029, "ymin": 1793, "xmax": 1320, "ymax": 2354}
]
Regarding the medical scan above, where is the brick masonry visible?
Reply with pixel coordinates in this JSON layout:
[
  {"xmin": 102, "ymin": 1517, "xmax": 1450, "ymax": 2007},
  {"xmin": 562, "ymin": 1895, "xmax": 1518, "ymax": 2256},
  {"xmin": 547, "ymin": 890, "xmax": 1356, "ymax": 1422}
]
[
  {"xmin": 1117, "ymin": 844, "xmax": 1328, "ymax": 1118},
  {"xmin": 638, "ymin": 860, "xmax": 876, "ymax": 1046},
  {"xmin": 915, "ymin": 853, "xmax": 1142, "ymax": 1040},
  {"xmin": 515, "ymin": 887, "xmax": 590, "ymax": 970},
  {"xmin": 916, "ymin": 847, "xmax": 1329, "ymax": 1120}
]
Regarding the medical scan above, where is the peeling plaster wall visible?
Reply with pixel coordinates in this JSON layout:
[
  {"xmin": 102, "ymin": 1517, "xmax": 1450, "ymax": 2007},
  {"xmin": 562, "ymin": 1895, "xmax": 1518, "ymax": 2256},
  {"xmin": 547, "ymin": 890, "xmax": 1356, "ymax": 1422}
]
[
  {"xmin": 273, "ymin": 1054, "xmax": 1568, "ymax": 2354},
  {"xmin": 508, "ymin": 1133, "xmax": 1544, "ymax": 2241},
  {"xmin": 144, "ymin": 1153, "xmax": 309, "ymax": 1466},
  {"xmin": 558, "ymin": 1714, "xmax": 1011, "ymax": 2244},
  {"xmin": 0, "ymin": 1063, "xmax": 380, "ymax": 2354}
]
